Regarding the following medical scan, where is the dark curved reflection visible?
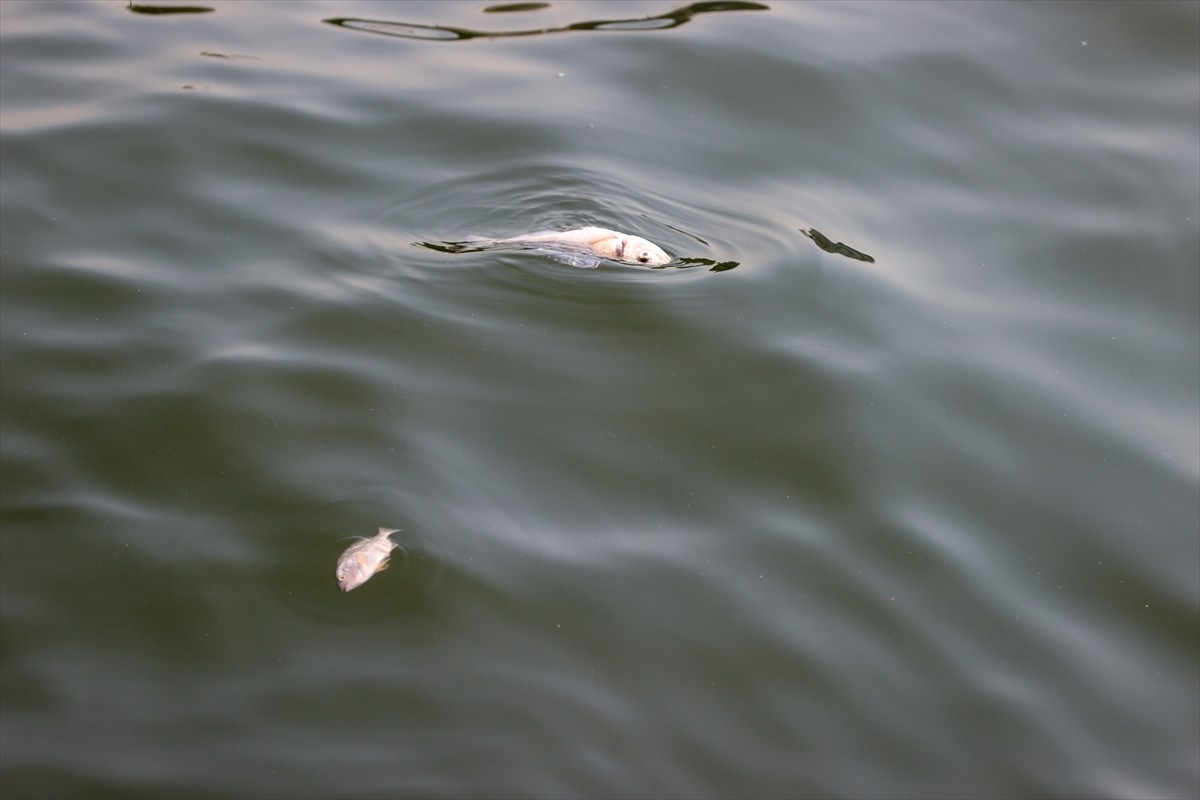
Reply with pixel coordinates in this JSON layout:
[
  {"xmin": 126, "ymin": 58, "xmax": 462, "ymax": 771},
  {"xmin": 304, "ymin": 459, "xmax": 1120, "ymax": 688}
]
[
  {"xmin": 416, "ymin": 240, "xmax": 476, "ymax": 256},
  {"xmin": 664, "ymin": 257, "xmax": 740, "ymax": 272},
  {"xmin": 414, "ymin": 241, "xmax": 739, "ymax": 272},
  {"xmin": 199, "ymin": 51, "xmax": 261, "ymax": 61},
  {"xmin": 801, "ymin": 228, "xmax": 876, "ymax": 263},
  {"xmin": 325, "ymin": 1, "xmax": 770, "ymax": 42},
  {"xmin": 484, "ymin": 3, "xmax": 552, "ymax": 12},
  {"xmin": 126, "ymin": 3, "xmax": 213, "ymax": 14}
]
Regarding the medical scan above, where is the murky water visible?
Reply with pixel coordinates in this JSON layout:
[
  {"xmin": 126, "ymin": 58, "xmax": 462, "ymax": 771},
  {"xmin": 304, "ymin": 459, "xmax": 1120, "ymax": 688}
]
[{"xmin": 2, "ymin": 2, "xmax": 1197, "ymax": 798}]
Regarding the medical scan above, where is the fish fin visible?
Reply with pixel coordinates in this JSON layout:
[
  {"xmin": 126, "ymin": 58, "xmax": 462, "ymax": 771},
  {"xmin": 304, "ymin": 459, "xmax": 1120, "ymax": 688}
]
[{"xmin": 376, "ymin": 557, "xmax": 390, "ymax": 572}]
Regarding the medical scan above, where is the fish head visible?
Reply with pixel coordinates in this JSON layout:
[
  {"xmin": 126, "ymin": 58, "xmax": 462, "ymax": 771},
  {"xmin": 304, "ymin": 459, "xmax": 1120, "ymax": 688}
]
[{"xmin": 615, "ymin": 234, "xmax": 671, "ymax": 266}]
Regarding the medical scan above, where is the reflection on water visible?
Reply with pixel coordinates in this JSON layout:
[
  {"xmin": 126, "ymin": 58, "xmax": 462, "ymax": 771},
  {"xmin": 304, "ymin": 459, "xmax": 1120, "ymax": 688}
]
[
  {"xmin": 801, "ymin": 228, "xmax": 876, "ymax": 263},
  {"xmin": 125, "ymin": 3, "xmax": 213, "ymax": 14},
  {"xmin": 484, "ymin": 2, "xmax": 553, "ymax": 14},
  {"xmin": 325, "ymin": 0, "xmax": 770, "ymax": 42},
  {"xmin": 671, "ymin": 256, "xmax": 740, "ymax": 272},
  {"xmin": 198, "ymin": 51, "xmax": 261, "ymax": 61}
]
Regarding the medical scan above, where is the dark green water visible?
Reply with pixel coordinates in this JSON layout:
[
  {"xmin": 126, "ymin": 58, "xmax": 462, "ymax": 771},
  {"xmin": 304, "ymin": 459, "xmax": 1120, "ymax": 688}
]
[{"xmin": 2, "ymin": 2, "xmax": 1197, "ymax": 798}]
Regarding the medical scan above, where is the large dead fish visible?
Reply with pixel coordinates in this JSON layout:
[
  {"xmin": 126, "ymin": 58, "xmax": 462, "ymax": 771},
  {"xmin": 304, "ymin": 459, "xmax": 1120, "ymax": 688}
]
[
  {"xmin": 335, "ymin": 527, "xmax": 400, "ymax": 592},
  {"xmin": 457, "ymin": 226, "xmax": 672, "ymax": 268}
]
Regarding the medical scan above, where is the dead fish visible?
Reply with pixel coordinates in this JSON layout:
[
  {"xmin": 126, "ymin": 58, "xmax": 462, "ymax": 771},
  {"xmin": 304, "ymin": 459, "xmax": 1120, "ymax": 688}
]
[
  {"xmin": 463, "ymin": 226, "xmax": 671, "ymax": 267},
  {"xmin": 335, "ymin": 527, "xmax": 400, "ymax": 592}
]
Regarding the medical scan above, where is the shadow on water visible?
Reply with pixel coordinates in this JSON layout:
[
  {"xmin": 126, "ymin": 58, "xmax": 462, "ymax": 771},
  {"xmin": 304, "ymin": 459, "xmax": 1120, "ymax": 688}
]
[{"xmin": 324, "ymin": 1, "xmax": 770, "ymax": 42}]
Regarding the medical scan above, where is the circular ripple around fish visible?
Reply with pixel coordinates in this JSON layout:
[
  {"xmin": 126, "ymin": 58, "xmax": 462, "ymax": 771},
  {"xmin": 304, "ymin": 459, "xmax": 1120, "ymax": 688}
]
[
  {"xmin": 272, "ymin": 534, "xmax": 451, "ymax": 626},
  {"xmin": 366, "ymin": 162, "xmax": 803, "ymax": 280},
  {"xmin": 268, "ymin": 490, "xmax": 452, "ymax": 625}
]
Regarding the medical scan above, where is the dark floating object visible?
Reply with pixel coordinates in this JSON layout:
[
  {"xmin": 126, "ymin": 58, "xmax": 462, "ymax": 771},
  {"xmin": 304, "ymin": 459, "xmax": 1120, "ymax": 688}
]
[
  {"xmin": 801, "ymin": 228, "xmax": 876, "ymax": 263},
  {"xmin": 325, "ymin": 1, "xmax": 769, "ymax": 42},
  {"xmin": 126, "ymin": 3, "xmax": 214, "ymax": 14}
]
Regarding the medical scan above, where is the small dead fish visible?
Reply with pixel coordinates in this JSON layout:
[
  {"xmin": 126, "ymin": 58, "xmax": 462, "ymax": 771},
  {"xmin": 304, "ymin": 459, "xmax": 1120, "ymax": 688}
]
[
  {"xmin": 462, "ymin": 226, "xmax": 671, "ymax": 267},
  {"xmin": 335, "ymin": 527, "xmax": 400, "ymax": 592}
]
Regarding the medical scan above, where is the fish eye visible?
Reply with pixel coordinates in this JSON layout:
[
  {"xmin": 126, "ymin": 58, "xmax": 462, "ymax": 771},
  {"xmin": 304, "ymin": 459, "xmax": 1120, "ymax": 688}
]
[{"xmin": 637, "ymin": 252, "xmax": 650, "ymax": 263}]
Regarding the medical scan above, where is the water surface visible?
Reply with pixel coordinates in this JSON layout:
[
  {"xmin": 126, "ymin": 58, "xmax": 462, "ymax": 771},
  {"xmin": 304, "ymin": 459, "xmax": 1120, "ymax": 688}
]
[{"xmin": 2, "ymin": 1, "xmax": 1198, "ymax": 798}]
